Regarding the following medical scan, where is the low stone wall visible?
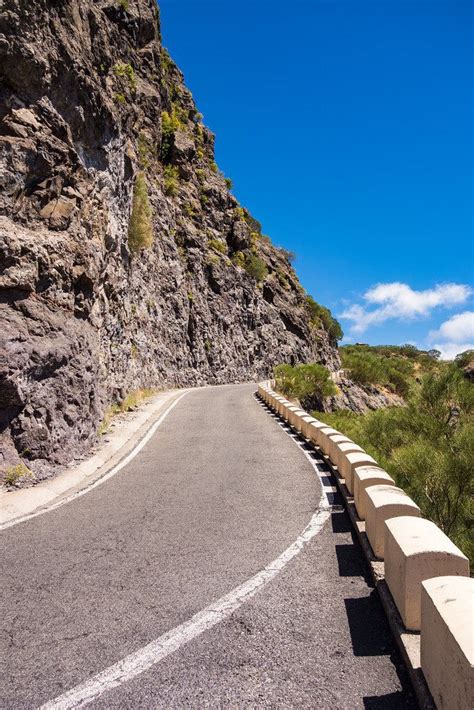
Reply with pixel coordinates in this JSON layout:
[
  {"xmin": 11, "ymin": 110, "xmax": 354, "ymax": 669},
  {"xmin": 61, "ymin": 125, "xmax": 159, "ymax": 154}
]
[{"xmin": 258, "ymin": 383, "xmax": 472, "ymax": 710}]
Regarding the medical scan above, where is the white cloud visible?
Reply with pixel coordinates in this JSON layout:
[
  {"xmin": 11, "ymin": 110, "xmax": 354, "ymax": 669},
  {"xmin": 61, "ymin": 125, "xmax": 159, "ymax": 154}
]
[
  {"xmin": 340, "ymin": 282, "xmax": 472, "ymax": 334},
  {"xmin": 429, "ymin": 311, "xmax": 474, "ymax": 343},
  {"xmin": 432, "ymin": 342, "xmax": 474, "ymax": 361}
]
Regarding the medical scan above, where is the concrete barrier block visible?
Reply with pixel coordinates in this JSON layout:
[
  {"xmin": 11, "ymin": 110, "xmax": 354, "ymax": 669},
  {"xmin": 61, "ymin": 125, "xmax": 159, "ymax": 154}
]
[
  {"xmin": 339, "ymin": 451, "xmax": 378, "ymax": 494},
  {"xmin": 306, "ymin": 421, "xmax": 328, "ymax": 446},
  {"xmin": 274, "ymin": 397, "xmax": 286, "ymax": 415},
  {"xmin": 332, "ymin": 441, "xmax": 365, "ymax": 473},
  {"xmin": 285, "ymin": 404, "xmax": 300, "ymax": 424},
  {"xmin": 291, "ymin": 409, "xmax": 307, "ymax": 432},
  {"xmin": 279, "ymin": 400, "xmax": 292, "ymax": 417},
  {"xmin": 421, "ymin": 576, "xmax": 474, "ymax": 710},
  {"xmin": 313, "ymin": 426, "xmax": 339, "ymax": 453},
  {"xmin": 384, "ymin": 517, "xmax": 469, "ymax": 630},
  {"xmin": 365, "ymin": 485, "xmax": 420, "ymax": 559},
  {"xmin": 300, "ymin": 415, "xmax": 317, "ymax": 438},
  {"xmin": 326, "ymin": 434, "xmax": 352, "ymax": 464},
  {"xmin": 280, "ymin": 401, "xmax": 293, "ymax": 418},
  {"xmin": 354, "ymin": 466, "xmax": 394, "ymax": 519}
]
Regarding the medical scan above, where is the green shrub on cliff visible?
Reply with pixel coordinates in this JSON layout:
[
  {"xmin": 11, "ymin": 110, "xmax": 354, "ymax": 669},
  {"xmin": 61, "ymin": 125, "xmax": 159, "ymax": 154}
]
[
  {"xmin": 305, "ymin": 296, "xmax": 343, "ymax": 341},
  {"xmin": 113, "ymin": 62, "xmax": 136, "ymax": 92},
  {"xmin": 160, "ymin": 107, "xmax": 186, "ymax": 162},
  {"xmin": 128, "ymin": 172, "xmax": 153, "ymax": 253},
  {"xmin": 163, "ymin": 164, "xmax": 179, "ymax": 196},
  {"xmin": 208, "ymin": 238, "xmax": 227, "ymax": 254},
  {"xmin": 244, "ymin": 254, "xmax": 268, "ymax": 281},
  {"xmin": 274, "ymin": 363, "xmax": 336, "ymax": 401},
  {"xmin": 339, "ymin": 344, "xmax": 440, "ymax": 397}
]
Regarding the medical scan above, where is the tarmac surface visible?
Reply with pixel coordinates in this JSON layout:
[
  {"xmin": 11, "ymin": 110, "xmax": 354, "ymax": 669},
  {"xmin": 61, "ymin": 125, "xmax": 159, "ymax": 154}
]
[{"xmin": 0, "ymin": 383, "xmax": 416, "ymax": 708}]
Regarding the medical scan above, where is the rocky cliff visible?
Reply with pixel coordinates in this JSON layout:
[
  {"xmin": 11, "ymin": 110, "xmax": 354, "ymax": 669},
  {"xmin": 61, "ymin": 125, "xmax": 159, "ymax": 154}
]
[{"xmin": 0, "ymin": 0, "xmax": 341, "ymax": 481}]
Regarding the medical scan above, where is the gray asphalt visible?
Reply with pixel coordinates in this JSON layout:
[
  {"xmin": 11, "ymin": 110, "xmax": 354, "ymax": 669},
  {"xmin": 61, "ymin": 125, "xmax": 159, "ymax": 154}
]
[{"xmin": 0, "ymin": 384, "xmax": 416, "ymax": 708}]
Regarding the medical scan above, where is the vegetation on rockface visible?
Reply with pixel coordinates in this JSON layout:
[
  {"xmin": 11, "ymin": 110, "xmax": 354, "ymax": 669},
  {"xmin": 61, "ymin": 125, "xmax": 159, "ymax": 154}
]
[
  {"xmin": 4, "ymin": 462, "xmax": 33, "ymax": 488},
  {"xmin": 163, "ymin": 164, "xmax": 179, "ymax": 196},
  {"xmin": 160, "ymin": 107, "xmax": 185, "ymax": 162},
  {"xmin": 339, "ymin": 343, "xmax": 442, "ymax": 397},
  {"xmin": 274, "ymin": 363, "xmax": 337, "ymax": 404},
  {"xmin": 137, "ymin": 132, "xmax": 154, "ymax": 169},
  {"xmin": 98, "ymin": 388, "xmax": 156, "ymax": 436},
  {"xmin": 305, "ymin": 296, "xmax": 343, "ymax": 342},
  {"xmin": 314, "ymin": 357, "xmax": 474, "ymax": 562},
  {"xmin": 244, "ymin": 254, "xmax": 268, "ymax": 281},
  {"xmin": 208, "ymin": 238, "xmax": 227, "ymax": 255},
  {"xmin": 128, "ymin": 172, "xmax": 153, "ymax": 253},
  {"xmin": 113, "ymin": 61, "xmax": 136, "ymax": 93}
]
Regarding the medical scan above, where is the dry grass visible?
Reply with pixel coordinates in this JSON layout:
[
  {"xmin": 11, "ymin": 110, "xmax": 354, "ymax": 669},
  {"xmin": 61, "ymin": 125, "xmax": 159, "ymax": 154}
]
[{"xmin": 98, "ymin": 388, "xmax": 156, "ymax": 435}]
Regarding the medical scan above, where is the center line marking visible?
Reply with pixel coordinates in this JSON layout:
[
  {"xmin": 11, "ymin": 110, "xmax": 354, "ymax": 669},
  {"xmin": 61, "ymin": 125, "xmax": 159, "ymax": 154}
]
[
  {"xmin": 40, "ymin": 507, "xmax": 331, "ymax": 710},
  {"xmin": 40, "ymin": 395, "xmax": 333, "ymax": 710}
]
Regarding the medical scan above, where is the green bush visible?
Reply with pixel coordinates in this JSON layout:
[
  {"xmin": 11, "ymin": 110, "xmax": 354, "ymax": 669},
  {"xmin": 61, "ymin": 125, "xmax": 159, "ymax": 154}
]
[
  {"xmin": 160, "ymin": 107, "xmax": 186, "ymax": 162},
  {"xmin": 128, "ymin": 172, "xmax": 153, "ymax": 253},
  {"xmin": 244, "ymin": 254, "xmax": 268, "ymax": 281},
  {"xmin": 305, "ymin": 296, "xmax": 343, "ymax": 341},
  {"xmin": 163, "ymin": 164, "xmax": 179, "ymax": 196},
  {"xmin": 3, "ymin": 462, "xmax": 33, "ymax": 487},
  {"xmin": 315, "ymin": 364, "xmax": 474, "ymax": 562},
  {"xmin": 274, "ymin": 363, "xmax": 336, "ymax": 401},
  {"xmin": 224, "ymin": 177, "xmax": 233, "ymax": 190},
  {"xmin": 339, "ymin": 344, "xmax": 418, "ymax": 396},
  {"xmin": 113, "ymin": 62, "xmax": 136, "ymax": 92},
  {"xmin": 232, "ymin": 251, "xmax": 246, "ymax": 268},
  {"xmin": 208, "ymin": 238, "xmax": 227, "ymax": 254},
  {"xmin": 455, "ymin": 349, "xmax": 474, "ymax": 369}
]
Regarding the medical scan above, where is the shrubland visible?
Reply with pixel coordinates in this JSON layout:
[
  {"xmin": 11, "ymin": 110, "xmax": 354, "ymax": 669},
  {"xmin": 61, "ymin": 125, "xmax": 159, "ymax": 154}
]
[
  {"xmin": 314, "ymin": 353, "xmax": 474, "ymax": 561},
  {"xmin": 273, "ymin": 347, "xmax": 473, "ymax": 560}
]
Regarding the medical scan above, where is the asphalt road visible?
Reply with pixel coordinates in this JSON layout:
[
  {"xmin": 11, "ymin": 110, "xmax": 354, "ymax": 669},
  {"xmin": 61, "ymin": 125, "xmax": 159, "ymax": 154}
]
[{"xmin": 1, "ymin": 384, "xmax": 416, "ymax": 708}]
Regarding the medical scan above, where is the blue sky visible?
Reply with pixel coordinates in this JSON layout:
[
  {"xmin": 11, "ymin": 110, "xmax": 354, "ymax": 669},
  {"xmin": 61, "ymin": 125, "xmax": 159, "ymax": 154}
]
[{"xmin": 159, "ymin": 0, "xmax": 473, "ymax": 358}]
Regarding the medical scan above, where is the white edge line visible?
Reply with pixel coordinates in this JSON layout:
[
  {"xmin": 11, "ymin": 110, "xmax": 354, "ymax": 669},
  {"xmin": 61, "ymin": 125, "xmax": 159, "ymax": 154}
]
[
  {"xmin": 39, "ymin": 393, "xmax": 333, "ymax": 710},
  {"xmin": 0, "ymin": 391, "xmax": 189, "ymax": 532}
]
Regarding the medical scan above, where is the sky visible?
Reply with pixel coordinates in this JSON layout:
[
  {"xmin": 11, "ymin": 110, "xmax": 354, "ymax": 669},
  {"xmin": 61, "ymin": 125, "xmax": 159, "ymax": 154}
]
[{"xmin": 159, "ymin": 0, "xmax": 473, "ymax": 358}]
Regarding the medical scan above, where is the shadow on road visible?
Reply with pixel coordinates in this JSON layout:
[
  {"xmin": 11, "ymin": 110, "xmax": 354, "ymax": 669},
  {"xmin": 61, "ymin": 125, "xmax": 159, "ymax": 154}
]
[
  {"xmin": 344, "ymin": 592, "xmax": 393, "ymax": 656},
  {"xmin": 330, "ymin": 510, "xmax": 352, "ymax": 533},
  {"xmin": 363, "ymin": 690, "xmax": 412, "ymax": 708}
]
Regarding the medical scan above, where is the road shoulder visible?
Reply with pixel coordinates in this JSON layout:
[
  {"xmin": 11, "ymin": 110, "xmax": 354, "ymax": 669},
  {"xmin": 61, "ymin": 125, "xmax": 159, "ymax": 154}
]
[{"xmin": 0, "ymin": 388, "xmax": 188, "ymax": 529}]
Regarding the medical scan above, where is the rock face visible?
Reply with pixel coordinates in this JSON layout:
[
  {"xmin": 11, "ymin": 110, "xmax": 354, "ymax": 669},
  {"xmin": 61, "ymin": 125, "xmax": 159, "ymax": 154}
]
[
  {"xmin": 323, "ymin": 374, "xmax": 404, "ymax": 414},
  {"xmin": 0, "ymin": 0, "xmax": 341, "ymax": 479}
]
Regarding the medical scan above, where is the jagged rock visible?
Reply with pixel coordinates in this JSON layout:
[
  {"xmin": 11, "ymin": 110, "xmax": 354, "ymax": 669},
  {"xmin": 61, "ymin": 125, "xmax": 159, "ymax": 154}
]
[
  {"xmin": 0, "ymin": 0, "xmax": 342, "ymax": 482},
  {"xmin": 324, "ymin": 374, "xmax": 404, "ymax": 413}
]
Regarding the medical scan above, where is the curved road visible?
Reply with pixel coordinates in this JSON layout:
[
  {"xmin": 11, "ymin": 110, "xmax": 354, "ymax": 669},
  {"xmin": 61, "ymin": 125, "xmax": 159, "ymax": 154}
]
[{"xmin": 1, "ymin": 384, "xmax": 415, "ymax": 708}]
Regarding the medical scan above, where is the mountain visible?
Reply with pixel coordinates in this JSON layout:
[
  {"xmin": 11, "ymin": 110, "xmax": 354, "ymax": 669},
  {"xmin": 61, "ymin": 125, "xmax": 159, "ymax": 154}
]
[{"xmin": 0, "ymin": 0, "xmax": 341, "ymax": 479}]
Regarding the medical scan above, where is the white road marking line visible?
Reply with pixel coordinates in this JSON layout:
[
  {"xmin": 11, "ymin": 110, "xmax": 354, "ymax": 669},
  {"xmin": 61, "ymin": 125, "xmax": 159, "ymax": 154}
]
[
  {"xmin": 1, "ymin": 392, "xmax": 189, "ymax": 531},
  {"xmin": 39, "ymin": 395, "xmax": 333, "ymax": 710},
  {"xmin": 40, "ymin": 506, "xmax": 331, "ymax": 710}
]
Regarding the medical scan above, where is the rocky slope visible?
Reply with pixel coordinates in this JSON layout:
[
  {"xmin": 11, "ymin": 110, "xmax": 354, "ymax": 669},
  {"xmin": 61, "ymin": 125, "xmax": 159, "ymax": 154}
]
[{"xmin": 0, "ymin": 0, "xmax": 341, "ymax": 481}]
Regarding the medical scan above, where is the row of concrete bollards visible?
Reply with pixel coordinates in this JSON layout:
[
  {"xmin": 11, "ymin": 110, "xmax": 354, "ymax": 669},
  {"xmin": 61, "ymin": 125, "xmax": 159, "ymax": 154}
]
[{"xmin": 257, "ymin": 383, "xmax": 472, "ymax": 710}]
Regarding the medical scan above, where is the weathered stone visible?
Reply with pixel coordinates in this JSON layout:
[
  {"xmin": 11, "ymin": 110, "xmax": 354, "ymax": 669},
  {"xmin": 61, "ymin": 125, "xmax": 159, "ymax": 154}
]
[{"xmin": 0, "ymin": 0, "xmax": 342, "ymax": 483}]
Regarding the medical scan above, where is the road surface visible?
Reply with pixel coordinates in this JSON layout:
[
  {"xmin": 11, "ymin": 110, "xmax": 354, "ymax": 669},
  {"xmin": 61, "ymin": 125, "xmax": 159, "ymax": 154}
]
[{"xmin": 1, "ymin": 384, "xmax": 416, "ymax": 708}]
